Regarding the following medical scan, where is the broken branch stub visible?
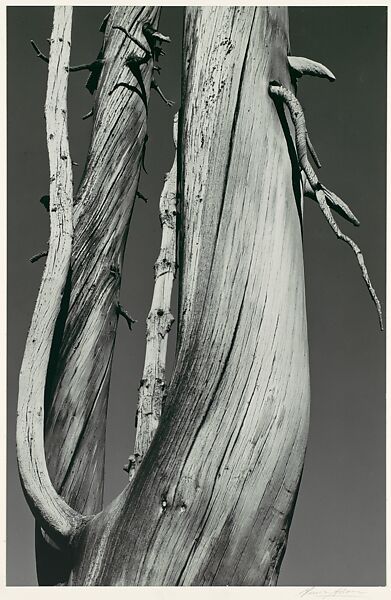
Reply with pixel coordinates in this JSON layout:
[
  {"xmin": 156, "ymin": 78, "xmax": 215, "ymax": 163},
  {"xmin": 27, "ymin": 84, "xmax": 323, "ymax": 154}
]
[
  {"xmin": 30, "ymin": 250, "xmax": 48, "ymax": 263},
  {"xmin": 288, "ymin": 55, "xmax": 336, "ymax": 81}
]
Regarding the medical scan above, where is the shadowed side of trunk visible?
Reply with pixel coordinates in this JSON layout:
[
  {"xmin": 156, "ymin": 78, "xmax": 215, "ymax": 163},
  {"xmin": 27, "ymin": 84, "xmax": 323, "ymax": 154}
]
[{"xmin": 67, "ymin": 7, "xmax": 310, "ymax": 585}]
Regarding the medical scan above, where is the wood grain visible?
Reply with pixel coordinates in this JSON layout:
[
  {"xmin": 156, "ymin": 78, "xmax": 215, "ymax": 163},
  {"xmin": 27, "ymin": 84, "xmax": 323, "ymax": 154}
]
[
  {"xmin": 16, "ymin": 7, "xmax": 84, "ymax": 546},
  {"xmin": 68, "ymin": 7, "xmax": 310, "ymax": 585},
  {"xmin": 32, "ymin": 6, "xmax": 160, "ymax": 585},
  {"xmin": 131, "ymin": 113, "xmax": 178, "ymax": 479}
]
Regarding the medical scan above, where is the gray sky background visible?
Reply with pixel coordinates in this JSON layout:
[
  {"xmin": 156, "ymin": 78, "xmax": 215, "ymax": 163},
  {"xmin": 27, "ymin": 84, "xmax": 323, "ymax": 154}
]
[{"xmin": 7, "ymin": 6, "xmax": 386, "ymax": 586}]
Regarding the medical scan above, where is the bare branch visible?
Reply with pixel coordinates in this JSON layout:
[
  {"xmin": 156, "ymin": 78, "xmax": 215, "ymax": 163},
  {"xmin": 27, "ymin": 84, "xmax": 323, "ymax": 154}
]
[
  {"xmin": 113, "ymin": 24, "xmax": 150, "ymax": 56},
  {"xmin": 151, "ymin": 79, "xmax": 175, "ymax": 106},
  {"xmin": 82, "ymin": 108, "xmax": 93, "ymax": 120},
  {"xmin": 30, "ymin": 250, "xmax": 48, "ymax": 263},
  {"xmin": 288, "ymin": 55, "xmax": 336, "ymax": 81},
  {"xmin": 269, "ymin": 82, "xmax": 382, "ymax": 330},
  {"xmin": 17, "ymin": 7, "xmax": 85, "ymax": 545},
  {"xmin": 306, "ymin": 131, "xmax": 321, "ymax": 168},
  {"xmin": 30, "ymin": 39, "xmax": 49, "ymax": 63},
  {"xmin": 117, "ymin": 303, "xmax": 137, "ymax": 331},
  {"xmin": 130, "ymin": 113, "xmax": 178, "ymax": 479},
  {"xmin": 67, "ymin": 59, "xmax": 103, "ymax": 73},
  {"xmin": 302, "ymin": 172, "xmax": 360, "ymax": 226},
  {"xmin": 136, "ymin": 191, "xmax": 148, "ymax": 202}
]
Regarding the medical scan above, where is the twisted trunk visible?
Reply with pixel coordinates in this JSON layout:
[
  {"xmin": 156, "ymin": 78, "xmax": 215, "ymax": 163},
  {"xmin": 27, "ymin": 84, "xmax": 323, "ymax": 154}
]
[
  {"xmin": 18, "ymin": 6, "xmax": 310, "ymax": 586},
  {"xmin": 67, "ymin": 6, "xmax": 310, "ymax": 585}
]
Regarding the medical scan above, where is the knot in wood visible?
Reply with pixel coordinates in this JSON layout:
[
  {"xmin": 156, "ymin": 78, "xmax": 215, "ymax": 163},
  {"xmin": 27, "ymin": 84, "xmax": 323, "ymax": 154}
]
[
  {"xmin": 123, "ymin": 453, "xmax": 141, "ymax": 475},
  {"xmin": 154, "ymin": 257, "xmax": 174, "ymax": 278},
  {"xmin": 159, "ymin": 208, "xmax": 175, "ymax": 228}
]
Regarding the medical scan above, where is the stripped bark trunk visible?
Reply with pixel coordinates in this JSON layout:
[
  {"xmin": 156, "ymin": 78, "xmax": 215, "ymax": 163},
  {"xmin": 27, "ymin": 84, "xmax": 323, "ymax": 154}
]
[
  {"xmin": 18, "ymin": 6, "xmax": 311, "ymax": 586},
  {"xmin": 16, "ymin": 2, "xmax": 85, "ymax": 550},
  {"xmin": 33, "ymin": 6, "xmax": 160, "ymax": 585},
  {"xmin": 66, "ymin": 6, "xmax": 310, "ymax": 585}
]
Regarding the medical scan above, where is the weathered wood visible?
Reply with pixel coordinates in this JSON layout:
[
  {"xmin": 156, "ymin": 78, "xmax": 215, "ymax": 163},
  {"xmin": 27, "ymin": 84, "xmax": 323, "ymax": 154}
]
[
  {"xmin": 129, "ymin": 113, "xmax": 178, "ymax": 479},
  {"xmin": 43, "ymin": 4, "xmax": 160, "ymax": 511},
  {"xmin": 269, "ymin": 83, "xmax": 383, "ymax": 330},
  {"xmin": 67, "ymin": 6, "xmax": 310, "ymax": 585},
  {"xmin": 34, "ymin": 6, "xmax": 160, "ymax": 585},
  {"xmin": 16, "ymin": 6, "xmax": 84, "ymax": 546},
  {"xmin": 288, "ymin": 55, "xmax": 336, "ymax": 81}
]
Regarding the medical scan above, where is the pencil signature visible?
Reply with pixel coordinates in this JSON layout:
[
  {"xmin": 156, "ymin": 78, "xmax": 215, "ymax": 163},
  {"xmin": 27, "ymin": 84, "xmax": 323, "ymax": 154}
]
[{"xmin": 299, "ymin": 588, "xmax": 365, "ymax": 599}]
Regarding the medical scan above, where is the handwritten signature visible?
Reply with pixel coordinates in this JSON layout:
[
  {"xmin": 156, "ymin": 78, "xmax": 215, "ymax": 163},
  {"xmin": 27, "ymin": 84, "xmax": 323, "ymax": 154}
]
[{"xmin": 299, "ymin": 588, "xmax": 365, "ymax": 599}]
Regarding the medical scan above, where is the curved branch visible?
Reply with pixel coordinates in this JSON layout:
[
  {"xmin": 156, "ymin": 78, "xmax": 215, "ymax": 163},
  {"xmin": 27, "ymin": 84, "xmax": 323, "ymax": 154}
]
[
  {"xmin": 288, "ymin": 55, "xmax": 335, "ymax": 81},
  {"xmin": 16, "ymin": 6, "xmax": 85, "ymax": 546},
  {"xmin": 30, "ymin": 39, "xmax": 49, "ymax": 64},
  {"xmin": 269, "ymin": 82, "xmax": 383, "ymax": 330},
  {"xmin": 302, "ymin": 172, "xmax": 360, "ymax": 226},
  {"xmin": 305, "ymin": 131, "xmax": 321, "ymax": 168}
]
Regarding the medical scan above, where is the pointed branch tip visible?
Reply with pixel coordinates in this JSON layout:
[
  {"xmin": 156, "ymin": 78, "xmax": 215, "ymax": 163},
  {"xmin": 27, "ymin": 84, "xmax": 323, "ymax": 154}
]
[
  {"xmin": 269, "ymin": 82, "xmax": 382, "ymax": 329},
  {"xmin": 82, "ymin": 109, "xmax": 93, "ymax": 120},
  {"xmin": 322, "ymin": 185, "xmax": 360, "ymax": 227},
  {"xmin": 288, "ymin": 56, "xmax": 335, "ymax": 82},
  {"xmin": 151, "ymin": 80, "xmax": 174, "ymax": 106},
  {"xmin": 99, "ymin": 13, "xmax": 110, "ymax": 33},
  {"xmin": 136, "ymin": 191, "xmax": 148, "ymax": 202},
  {"xmin": 30, "ymin": 40, "xmax": 49, "ymax": 63},
  {"xmin": 302, "ymin": 176, "xmax": 360, "ymax": 227}
]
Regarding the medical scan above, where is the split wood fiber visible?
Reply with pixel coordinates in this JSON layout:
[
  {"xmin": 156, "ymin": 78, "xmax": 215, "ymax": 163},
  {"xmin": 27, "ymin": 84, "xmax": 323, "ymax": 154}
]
[
  {"xmin": 67, "ymin": 7, "xmax": 310, "ymax": 585},
  {"xmin": 16, "ymin": 6, "xmax": 85, "ymax": 548},
  {"xmin": 34, "ymin": 6, "xmax": 160, "ymax": 585}
]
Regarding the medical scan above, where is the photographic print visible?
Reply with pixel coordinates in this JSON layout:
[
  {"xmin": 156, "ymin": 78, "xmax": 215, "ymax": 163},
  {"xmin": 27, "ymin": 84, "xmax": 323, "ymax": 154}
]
[{"xmin": 7, "ymin": 3, "xmax": 386, "ymax": 589}]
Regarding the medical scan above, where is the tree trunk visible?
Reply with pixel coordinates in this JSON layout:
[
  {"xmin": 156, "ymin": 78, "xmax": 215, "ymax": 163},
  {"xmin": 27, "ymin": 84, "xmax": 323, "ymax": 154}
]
[
  {"xmin": 69, "ymin": 6, "xmax": 310, "ymax": 585},
  {"xmin": 31, "ymin": 6, "xmax": 161, "ymax": 585},
  {"xmin": 18, "ymin": 5, "xmax": 311, "ymax": 585}
]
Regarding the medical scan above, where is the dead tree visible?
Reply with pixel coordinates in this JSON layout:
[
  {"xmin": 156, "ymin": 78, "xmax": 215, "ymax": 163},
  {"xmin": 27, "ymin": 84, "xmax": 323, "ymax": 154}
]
[{"xmin": 17, "ymin": 6, "xmax": 382, "ymax": 586}]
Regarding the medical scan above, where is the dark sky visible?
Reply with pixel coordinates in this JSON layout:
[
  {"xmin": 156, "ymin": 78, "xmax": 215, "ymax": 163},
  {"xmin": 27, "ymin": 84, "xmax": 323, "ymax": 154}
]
[{"xmin": 7, "ymin": 6, "xmax": 386, "ymax": 586}]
